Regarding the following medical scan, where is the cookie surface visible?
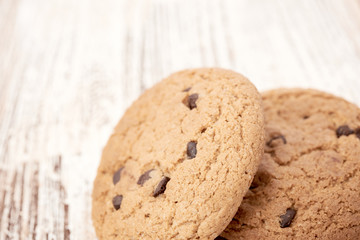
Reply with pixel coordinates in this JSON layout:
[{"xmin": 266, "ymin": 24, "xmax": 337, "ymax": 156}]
[
  {"xmin": 220, "ymin": 89, "xmax": 360, "ymax": 240},
  {"xmin": 92, "ymin": 68, "xmax": 265, "ymax": 239}
]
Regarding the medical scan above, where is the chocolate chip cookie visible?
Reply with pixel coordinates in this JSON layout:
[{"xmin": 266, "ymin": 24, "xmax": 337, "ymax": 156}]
[
  {"xmin": 220, "ymin": 89, "xmax": 360, "ymax": 239},
  {"xmin": 92, "ymin": 68, "xmax": 265, "ymax": 239}
]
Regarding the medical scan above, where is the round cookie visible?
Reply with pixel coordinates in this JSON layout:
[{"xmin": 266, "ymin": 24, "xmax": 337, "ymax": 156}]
[
  {"xmin": 92, "ymin": 68, "xmax": 265, "ymax": 239},
  {"xmin": 220, "ymin": 89, "xmax": 360, "ymax": 240}
]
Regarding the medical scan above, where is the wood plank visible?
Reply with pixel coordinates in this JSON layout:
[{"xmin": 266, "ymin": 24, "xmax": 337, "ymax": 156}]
[{"xmin": 0, "ymin": 0, "xmax": 360, "ymax": 239}]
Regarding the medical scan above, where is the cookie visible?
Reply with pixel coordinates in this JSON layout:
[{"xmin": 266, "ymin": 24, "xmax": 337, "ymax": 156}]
[
  {"xmin": 220, "ymin": 89, "xmax": 360, "ymax": 239},
  {"xmin": 92, "ymin": 68, "xmax": 265, "ymax": 239}
]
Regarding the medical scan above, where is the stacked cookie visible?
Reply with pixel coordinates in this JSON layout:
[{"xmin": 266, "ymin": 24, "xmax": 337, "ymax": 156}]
[{"xmin": 92, "ymin": 69, "xmax": 360, "ymax": 239}]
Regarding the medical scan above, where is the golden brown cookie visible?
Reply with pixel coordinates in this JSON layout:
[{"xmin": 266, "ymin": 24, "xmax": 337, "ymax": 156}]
[
  {"xmin": 220, "ymin": 89, "xmax": 360, "ymax": 240},
  {"xmin": 92, "ymin": 68, "xmax": 265, "ymax": 239}
]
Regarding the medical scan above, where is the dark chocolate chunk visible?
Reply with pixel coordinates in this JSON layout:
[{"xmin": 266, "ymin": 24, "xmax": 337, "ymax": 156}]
[
  {"xmin": 186, "ymin": 141, "xmax": 197, "ymax": 159},
  {"xmin": 183, "ymin": 87, "xmax": 191, "ymax": 92},
  {"xmin": 112, "ymin": 195, "xmax": 123, "ymax": 210},
  {"xmin": 279, "ymin": 208, "xmax": 296, "ymax": 228},
  {"xmin": 188, "ymin": 93, "xmax": 199, "ymax": 110},
  {"xmin": 113, "ymin": 167, "xmax": 124, "ymax": 185},
  {"xmin": 336, "ymin": 125, "xmax": 354, "ymax": 138},
  {"xmin": 137, "ymin": 169, "xmax": 154, "ymax": 186},
  {"xmin": 153, "ymin": 176, "xmax": 170, "ymax": 197},
  {"xmin": 355, "ymin": 128, "xmax": 360, "ymax": 140},
  {"xmin": 267, "ymin": 135, "xmax": 287, "ymax": 147}
]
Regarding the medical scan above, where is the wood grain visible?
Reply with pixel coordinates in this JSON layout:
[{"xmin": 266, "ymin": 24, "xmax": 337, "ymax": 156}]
[{"xmin": 0, "ymin": 0, "xmax": 360, "ymax": 239}]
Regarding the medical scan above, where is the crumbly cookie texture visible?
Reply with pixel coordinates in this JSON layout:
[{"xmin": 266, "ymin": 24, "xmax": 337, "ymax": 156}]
[
  {"xmin": 220, "ymin": 89, "xmax": 360, "ymax": 240},
  {"xmin": 92, "ymin": 68, "xmax": 265, "ymax": 240}
]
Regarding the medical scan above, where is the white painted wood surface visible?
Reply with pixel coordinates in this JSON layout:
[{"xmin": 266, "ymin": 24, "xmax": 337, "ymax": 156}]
[{"xmin": 1, "ymin": 0, "xmax": 360, "ymax": 239}]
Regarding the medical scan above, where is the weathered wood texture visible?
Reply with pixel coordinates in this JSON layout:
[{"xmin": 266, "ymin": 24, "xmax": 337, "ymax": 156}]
[{"xmin": 1, "ymin": 0, "xmax": 360, "ymax": 239}]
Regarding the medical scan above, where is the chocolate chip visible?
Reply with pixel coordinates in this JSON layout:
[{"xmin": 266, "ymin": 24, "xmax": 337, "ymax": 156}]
[
  {"xmin": 232, "ymin": 218, "xmax": 240, "ymax": 223},
  {"xmin": 355, "ymin": 128, "xmax": 360, "ymax": 139},
  {"xmin": 267, "ymin": 135, "xmax": 287, "ymax": 147},
  {"xmin": 336, "ymin": 125, "xmax": 354, "ymax": 138},
  {"xmin": 182, "ymin": 93, "xmax": 199, "ymax": 110},
  {"xmin": 112, "ymin": 195, "xmax": 123, "ymax": 210},
  {"xmin": 137, "ymin": 169, "xmax": 154, "ymax": 186},
  {"xmin": 186, "ymin": 141, "xmax": 197, "ymax": 159},
  {"xmin": 183, "ymin": 87, "xmax": 191, "ymax": 92},
  {"xmin": 215, "ymin": 237, "xmax": 228, "ymax": 240},
  {"xmin": 249, "ymin": 182, "xmax": 258, "ymax": 189},
  {"xmin": 279, "ymin": 208, "xmax": 296, "ymax": 228},
  {"xmin": 113, "ymin": 167, "xmax": 124, "ymax": 185},
  {"xmin": 188, "ymin": 94, "xmax": 199, "ymax": 110},
  {"xmin": 153, "ymin": 176, "xmax": 170, "ymax": 197}
]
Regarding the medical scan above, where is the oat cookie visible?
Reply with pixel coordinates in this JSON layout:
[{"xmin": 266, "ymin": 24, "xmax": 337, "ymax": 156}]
[
  {"xmin": 220, "ymin": 89, "xmax": 360, "ymax": 240},
  {"xmin": 92, "ymin": 68, "xmax": 265, "ymax": 239}
]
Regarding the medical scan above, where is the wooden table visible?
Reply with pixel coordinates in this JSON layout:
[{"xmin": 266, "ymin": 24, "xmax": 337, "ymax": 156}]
[{"xmin": 1, "ymin": 0, "xmax": 360, "ymax": 239}]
